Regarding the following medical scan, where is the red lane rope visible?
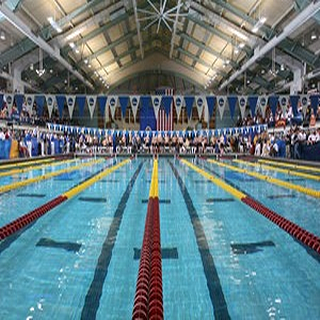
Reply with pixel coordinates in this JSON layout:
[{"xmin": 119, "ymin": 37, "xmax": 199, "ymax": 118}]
[
  {"xmin": 132, "ymin": 197, "xmax": 163, "ymax": 320},
  {"xmin": 0, "ymin": 195, "xmax": 67, "ymax": 241},
  {"xmin": 242, "ymin": 196, "xmax": 320, "ymax": 254}
]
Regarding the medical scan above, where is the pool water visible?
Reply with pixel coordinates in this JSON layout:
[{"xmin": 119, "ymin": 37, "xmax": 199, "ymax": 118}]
[{"xmin": 0, "ymin": 157, "xmax": 319, "ymax": 319}]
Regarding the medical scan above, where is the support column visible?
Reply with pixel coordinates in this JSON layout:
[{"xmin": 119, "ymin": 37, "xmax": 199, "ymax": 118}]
[{"xmin": 290, "ymin": 69, "xmax": 302, "ymax": 94}]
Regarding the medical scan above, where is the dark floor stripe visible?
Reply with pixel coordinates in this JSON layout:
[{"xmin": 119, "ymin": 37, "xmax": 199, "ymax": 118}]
[
  {"xmin": 54, "ymin": 178, "xmax": 74, "ymax": 181},
  {"xmin": 267, "ymin": 194, "xmax": 296, "ymax": 199},
  {"xmin": 283, "ymin": 178, "xmax": 304, "ymax": 182},
  {"xmin": 146, "ymin": 179, "xmax": 165, "ymax": 183},
  {"xmin": 193, "ymin": 180, "xmax": 211, "ymax": 184},
  {"xmin": 99, "ymin": 179, "xmax": 120, "ymax": 183},
  {"xmin": 36, "ymin": 238, "xmax": 81, "ymax": 252},
  {"xmin": 16, "ymin": 193, "xmax": 46, "ymax": 198},
  {"xmin": 133, "ymin": 247, "xmax": 178, "ymax": 260},
  {"xmin": 168, "ymin": 160, "xmax": 230, "ymax": 320},
  {"xmin": 231, "ymin": 240, "xmax": 275, "ymax": 254},
  {"xmin": 81, "ymin": 162, "xmax": 144, "ymax": 320},
  {"xmin": 141, "ymin": 199, "xmax": 171, "ymax": 204},
  {"xmin": 206, "ymin": 198, "xmax": 235, "ymax": 203},
  {"xmin": 78, "ymin": 197, "xmax": 107, "ymax": 203}
]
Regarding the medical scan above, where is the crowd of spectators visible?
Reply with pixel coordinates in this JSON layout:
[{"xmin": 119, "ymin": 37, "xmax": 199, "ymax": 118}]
[{"xmin": 0, "ymin": 123, "xmax": 319, "ymax": 160}]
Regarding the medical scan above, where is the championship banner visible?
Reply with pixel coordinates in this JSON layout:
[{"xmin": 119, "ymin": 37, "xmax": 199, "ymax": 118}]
[
  {"xmin": 107, "ymin": 95, "xmax": 118, "ymax": 120},
  {"xmin": 258, "ymin": 95, "xmax": 268, "ymax": 118},
  {"xmin": 56, "ymin": 95, "xmax": 66, "ymax": 118},
  {"xmin": 195, "ymin": 96, "xmax": 206, "ymax": 120},
  {"xmin": 76, "ymin": 95, "xmax": 86, "ymax": 117},
  {"xmin": 0, "ymin": 94, "xmax": 3, "ymax": 109},
  {"xmin": 174, "ymin": 95, "xmax": 183, "ymax": 121},
  {"xmin": 97, "ymin": 96, "xmax": 107, "ymax": 117},
  {"xmin": 14, "ymin": 94, "xmax": 24, "ymax": 114},
  {"xmin": 151, "ymin": 95, "xmax": 162, "ymax": 120},
  {"xmin": 4, "ymin": 94, "xmax": 14, "ymax": 114},
  {"xmin": 248, "ymin": 96, "xmax": 259, "ymax": 117},
  {"xmin": 66, "ymin": 95, "xmax": 76, "ymax": 119},
  {"xmin": 184, "ymin": 96, "xmax": 195, "ymax": 120},
  {"xmin": 130, "ymin": 95, "xmax": 140, "ymax": 122},
  {"xmin": 289, "ymin": 95, "xmax": 300, "ymax": 117},
  {"xmin": 86, "ymin": 95, "xmax": 97, "ymax": 119},
  {"xmin": 35, "ymin": 95, "xmax": 45, "ymax": 117},
  {"xmin": 119, "ymin": 96, "xmax": 129, "ymax": 118},
  {"xmin": 45, "ymin": 95, "xmax": 55, "ymax": 118},
  {"xmin": 238, "ymin": 96, "xmax": 247, "ymax": 119},
  {"xmin": 279, "ymin": 95, "xmax": 288, "ymax": 115},
  {"xmin": 300, "ymin": 95, "xmax": 309, "ymax": 118},
  {"xmin": 206, "ymin": 96, "xmax": 216, "ymax": 121},
  {"xmin": 269, "ymin": 95, "xmax": 279, "ymax": 118},
  {"xmin": 217, "ymin": 96, "xmax": 226, "ymax": 120},
  {"xmin": 227, "ymin": 96, "xmax": 237, "ymax": 119},
  {"xmin": 310, "ymin": 94, "xmax": 319, "ymax": 116}
]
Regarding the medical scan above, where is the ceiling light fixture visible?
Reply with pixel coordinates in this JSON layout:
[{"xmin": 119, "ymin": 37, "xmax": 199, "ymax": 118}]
[
  {"xmin": 69, "ymin": 42, "xmax": 75, "ymax": 49},
  {"xmin": 84, "ymin": 59, "xmax": 88, "ymax": 64},
  {"xmin": 47, "ymin": 17, "xmax": 62, "ymax": 33},
  {"xmin": 311, "ymin": 31, "xmax": 317, "ymax": 40},
  {"xmin": 252, "ymin": 16, "xmax": 267, "ymax": 33},
  {"xmin": 0, "ymin": 31, "xmax": 6, "ymax": 41}
]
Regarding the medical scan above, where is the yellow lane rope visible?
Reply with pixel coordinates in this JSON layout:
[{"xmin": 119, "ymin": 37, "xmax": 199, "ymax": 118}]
[
  {"xmin": 0, "ymin": 158, "xmax": 53, "ymax": 170},
  {"xmin": 181, "ymin": 159, "xmax": 246, "ymax": 200},
  {"xmin": 63, "ymin": 159, "xmax": 130, "ymax": 199},
  {"xmin": 234, "ymin": 159, "xmax": 320, "ymax": 182},
  {"xmin": 0, "ymin": 159, "xmax": 78, "ymax": 178},
  {"xmin": 0, "ymin": 159, "xmax": 104, "ymax": 194},
  {"xmin": 149, "ymin": 159, "xmax": 159, "ymax": 198},
  {"xmin": 207, "ymin": 159, "xmax": 320, "ymax": 198},
  {"xmin": 258, "ymin": 159, "xmax": 320, "ymax": 173}
]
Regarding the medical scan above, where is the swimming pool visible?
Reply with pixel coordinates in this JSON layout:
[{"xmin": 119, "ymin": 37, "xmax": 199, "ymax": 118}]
[{"xmin": 0, "ymin": 156, "xmax": 319, "ymax": 319}]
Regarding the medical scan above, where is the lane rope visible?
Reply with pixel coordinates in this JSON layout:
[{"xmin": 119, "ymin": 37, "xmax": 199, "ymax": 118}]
[
  {"xmin": 207, "ymin": 159, "xmax": 320, "ymax": 198},
  {"xmin": 258, "ymin": 159, "xmax": 320, "ymax": 173},
  {"xmin": 132, "ymin": 160, "xmax": 163, "ymax": 320},
  {"xmin": 234, "ymin": 159, "xmax": 320, "ymax": 181},
  {"xmin": 181, "ymin": 159, "xmax": 320, "ymax": 255},
  {"xmin": 0, "ymin": 158, "xmax": 53, "ymax": 170},
  {"xmin": 0, "ymin": 159, "xmax": 104, "ymax": 194},
  {"xmin": 0, "ymin": 158, "xmax": 78, "ymax": 178},
  {"xmin": 0, "ymin": 158, "xmax": 131, "ymax": 241}
]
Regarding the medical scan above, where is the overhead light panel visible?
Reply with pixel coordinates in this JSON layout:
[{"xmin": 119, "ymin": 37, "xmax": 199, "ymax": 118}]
[
  {"xmin": 0, "ymin": 31, "xmax": 5, "ymax": 40},
  {"xmin": 311, "ymin": 31, "xmax": 317, "ymax": 40},
  {"xmin": 47, "ymin": 17, "xmax": 62, "ymax": 33},
  {"xmin": 69, "ymin": 42, "xmax": 75, "ymax": 49},
  {"xmin": 252, "ymin": 16, "xmax": 267, "ymax": 33}
]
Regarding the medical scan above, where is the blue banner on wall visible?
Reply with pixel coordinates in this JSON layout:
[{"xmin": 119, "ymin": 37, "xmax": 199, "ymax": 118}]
[
  {"xmin": 227, "ymin": 96, "xmax": 237, "ymax": 119},
  {"xmin": 76, "ymin": 96, "xmax": 86, "ymax": 117},
  {"xmin": 269, "ymin": 96, "xmax": 278, "ymax": 117},
  {"xmin": 119, "ymin": 96, "xmax": 129, "ymax": 118},
  {"xmin": 140, "ymin": 96, "xmax": 156, "ymax": 130},
  {"xmin": 289, "ymin": 95, "xmax": 299, "ymax": 116},
  {"xmin": 35, "ymin": 95, "xmax": 45, "ymax": 117},
  {"xmin": 184, "ymin": 96, "xmax": 195, "ymax": 119},
  {"xmin": 14, "ymin": 94, "xmax": 24, "ymax": 114},
  {"xmin": 56, "ymin": 95, "xmax": 66, "ymax": 118},
  {"xmin": 206, "ymin": 96, "xmax": 216, "ymax": 119},
  {"xmin": 97, "ymin": 96, "xmax": 107, "ymax": 117},
  {"xmin": 248, "ymin": 96, "xmax": 259, "ymax": 117}
]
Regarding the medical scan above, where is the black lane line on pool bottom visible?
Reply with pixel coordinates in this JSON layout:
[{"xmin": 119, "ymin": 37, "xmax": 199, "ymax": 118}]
[
  {"xmin": 80, "ymin": 162, "xmax": 144, "ymax": 320},
  {"xmin": 78, "ymin": 197, "xmax": 107, "ymax": 203},
  {"xmin": 199, "ymin": 160, "xmax": 320, "ymax": 264},
  {"xmin": 141, "ymin": 199, "xmax": 171, "ymax": 204},
  {"xmin": 36, "ymin": 238, "xmax": 81, "ymax": 252},
  {"xmin": 231, "ymin": 241, "xmax": 275, "ymax": 254},
  {"xmin": 168, "ymin": 160, "xmax": 231, "ymax": 320},
  {"xmin": 0, "ymin": 160, "xmax": 117, "ymax": 256},
  {"xmin": 133, "ymin": 247, "xmax": 178, "ymax": 260},
  {"xmin": 16, "ymin": 193, "xmax": 46, "ymax": 198}
]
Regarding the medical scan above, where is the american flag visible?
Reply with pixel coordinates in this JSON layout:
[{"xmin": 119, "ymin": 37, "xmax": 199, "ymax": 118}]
[{"xmin": 155, "ymin": 87, "xmax": 174, "ymax": 131}]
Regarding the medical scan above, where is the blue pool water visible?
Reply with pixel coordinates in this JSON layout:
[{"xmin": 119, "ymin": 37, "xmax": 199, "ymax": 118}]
[{"xmin": 0, "ymin": 157, "xmax": 319, "ymax": 319}]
